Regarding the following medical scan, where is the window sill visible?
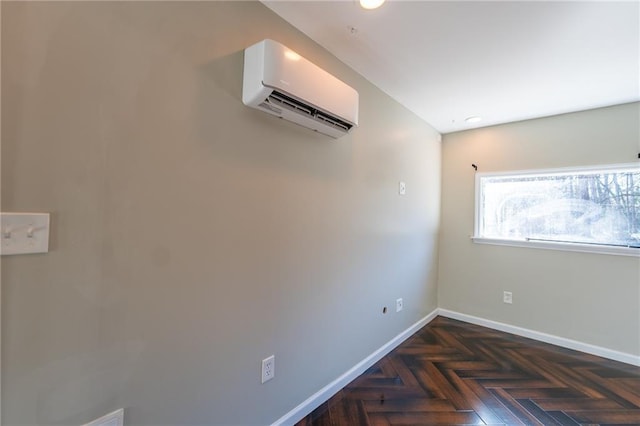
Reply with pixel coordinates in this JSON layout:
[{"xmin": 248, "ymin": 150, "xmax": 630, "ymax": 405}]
[{"xmin": 471, "ymin": 237, "xmax": 640, "ymax": 257}]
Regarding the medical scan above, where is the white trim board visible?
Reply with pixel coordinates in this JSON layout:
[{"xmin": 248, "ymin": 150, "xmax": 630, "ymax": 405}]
[
  {"xmin": 271, "ymin": 308, "xmax": 440, "ymax": 426},
  {"xmin": 82, "ymin": 409, "xmax": 124, "ymax": 426},
  {"xmin": 438, "ymin": 309, "xmax": 640, "ymax": 367}
]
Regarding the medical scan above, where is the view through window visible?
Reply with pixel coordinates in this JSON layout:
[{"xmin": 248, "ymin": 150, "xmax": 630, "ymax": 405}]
[{"xmin": 476, "ymin": 164, "xmax": 640, "ymax": 249}]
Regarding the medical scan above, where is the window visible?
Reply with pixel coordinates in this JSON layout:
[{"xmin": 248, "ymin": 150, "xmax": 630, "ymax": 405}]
[{"xmin": 474, "ymin": 163, "xmax": 640, "ymax": 256}]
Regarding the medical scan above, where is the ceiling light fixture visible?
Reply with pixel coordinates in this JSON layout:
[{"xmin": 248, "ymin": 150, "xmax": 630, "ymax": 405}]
[
  {"xmin": 465, "ymin": 116, "xmax": 482, "ymax": 123},
  {"xmin": 360, "ymin": 0, "xmax": 385, "ymax": 10}
]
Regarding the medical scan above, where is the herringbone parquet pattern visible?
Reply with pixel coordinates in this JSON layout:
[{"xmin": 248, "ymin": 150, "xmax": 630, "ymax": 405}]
[{"xmin": 296, "ymin": 316, "xmax": 640, "ymax": 425}]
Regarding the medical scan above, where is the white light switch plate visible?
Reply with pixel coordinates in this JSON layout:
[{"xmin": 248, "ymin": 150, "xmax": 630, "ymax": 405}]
[{"xmin": 1, "ymin": 212, "xmax": 50, "ymax": 255}]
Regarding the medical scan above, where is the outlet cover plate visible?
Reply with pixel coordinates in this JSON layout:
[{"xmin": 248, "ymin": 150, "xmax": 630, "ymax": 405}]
[
  {"xmin": 396, "ymin": 298, "xmax": 403, "ymax": 312},
  {"xmin": 503, "ymin": 291, "xmax": 513, "ymax": 304},
  {"xmin": 261, "ymin": 355, "xmax": 275, "ymax": 383}
]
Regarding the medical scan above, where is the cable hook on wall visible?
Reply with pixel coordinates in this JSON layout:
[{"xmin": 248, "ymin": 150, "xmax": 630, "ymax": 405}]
[{"xmin": 472, "ymin": 164, "xmax": 478, "ymax": 171}]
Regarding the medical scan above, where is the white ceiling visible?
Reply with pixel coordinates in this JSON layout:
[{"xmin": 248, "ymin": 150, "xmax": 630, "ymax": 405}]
[{"xmin": 263, "ymin": 1, "xmax": 640, "ymax": 134}]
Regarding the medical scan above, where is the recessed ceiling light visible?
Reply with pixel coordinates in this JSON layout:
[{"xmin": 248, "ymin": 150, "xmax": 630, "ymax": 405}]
[
  {"xmin": 465, "ymin": 116, "xmax": 482, "ymax": 123},
  {"xmin": 360, "ymin": 0, "xmax": 385, "ymax": 10}
]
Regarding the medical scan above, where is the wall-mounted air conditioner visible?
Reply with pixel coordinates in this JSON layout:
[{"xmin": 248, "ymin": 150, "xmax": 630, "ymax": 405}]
[{"xmin": 242, "ymin": 39, "xmax": 359, "ymax": 139}]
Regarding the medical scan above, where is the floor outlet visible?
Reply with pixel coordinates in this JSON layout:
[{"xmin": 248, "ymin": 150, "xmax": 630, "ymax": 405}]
[
  {"xmin": 396, "ymin": 298, "xmax": 403, "ymax": 312},
  {"xmin": 503, "ymin": 291, "xmax": 513, "ymax": 304},
  {"xmin": 261, "ymin": 355, "xmax": 275, "ymax": 383}
]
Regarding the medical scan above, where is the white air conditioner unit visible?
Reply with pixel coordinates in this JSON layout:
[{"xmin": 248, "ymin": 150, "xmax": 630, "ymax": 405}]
[{"xmin": 242, "ymin": 39, "xmax": 359, "ymax": 139}]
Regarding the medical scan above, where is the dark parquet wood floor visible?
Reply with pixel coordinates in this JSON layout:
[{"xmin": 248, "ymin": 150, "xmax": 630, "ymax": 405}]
[{"xmin": 296, "ymin": 316, "xmax": 640, "ymax": 426}]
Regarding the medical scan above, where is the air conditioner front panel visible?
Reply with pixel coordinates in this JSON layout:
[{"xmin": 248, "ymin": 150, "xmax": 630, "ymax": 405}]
[
  {"xmin": 242, "ymin": 39, "xmax": 359, "ymax": 137},
  {"xmin": 260, "ymin": 40, "xmax": 358, "ymax": 126}
]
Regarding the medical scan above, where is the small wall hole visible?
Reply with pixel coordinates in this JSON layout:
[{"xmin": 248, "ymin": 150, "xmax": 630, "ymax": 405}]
[{"xmin": 382, "ymin": 307, "xmax": 387, "ymax": 314}]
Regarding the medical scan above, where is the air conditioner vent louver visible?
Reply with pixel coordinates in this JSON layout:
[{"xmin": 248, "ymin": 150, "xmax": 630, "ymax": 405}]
[
  {"xmin": 315, "ymin": 111, "xmax": 351, "ymax": 132},
  {"xmin": 266, "ymin": 91, "xmax": 353, "ymax": 133},
  {"xmin": 258, "ymin": 101, "xmax": 282, "ymax": 114},
  {"xmin": 267, "ymin": 91, "xmax": 313, "ymax": 117},
  {"xmin": 242, "ymin": 39, "xmax": 359, "ymax": 139}
]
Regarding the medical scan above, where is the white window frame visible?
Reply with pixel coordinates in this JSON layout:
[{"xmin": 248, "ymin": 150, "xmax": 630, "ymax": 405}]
[{"xmin": 472, "ymin": 162, "xmax": 640, "ymax": 257}]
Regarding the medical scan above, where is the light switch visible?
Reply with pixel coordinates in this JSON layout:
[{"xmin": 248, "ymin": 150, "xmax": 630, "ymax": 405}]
[{"xmin": 1, "ymin": 212, "xmax": 50, "ymax": 255}]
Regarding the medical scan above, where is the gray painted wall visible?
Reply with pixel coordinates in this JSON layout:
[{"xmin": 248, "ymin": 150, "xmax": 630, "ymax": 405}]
[
  {"xmin": 439, "ymin": 103, "xmax": 640, "ymax": 357},
  {"xmin": 1, "ymin": 2, "xmax": 441, "ymax": 425}
]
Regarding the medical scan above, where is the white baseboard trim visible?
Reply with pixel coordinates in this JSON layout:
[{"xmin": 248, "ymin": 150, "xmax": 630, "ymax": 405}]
[
  {"xmin": 438, "ymin": 309, "xmax": 640, "ymax": 367},
  {"xmin": 271, "ymin": 308, "xmax": 440, "ymax": 426},
  {"xmin": 83, "ymin": 409, "xmax": 124, "ymax": 426},
  {"xmin": 272, "ymin": 308, "xmax": 639, "ymax": 426}
]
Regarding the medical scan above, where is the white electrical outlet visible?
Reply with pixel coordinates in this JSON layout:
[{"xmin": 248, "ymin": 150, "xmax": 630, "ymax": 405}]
[
  {"xmin": 503, "ymin": 291, "xmax": 513, "ymax": 304},
  {"xmin": 399, "ymin": 181, "xmax": 406, "ymax": 195},
  {"xmin": 396, "ymin": 298, "xmax": 403, "ymax": 312},
  {"xmin": 261, "ymin": 355, "xmax": 275, "ymax": 383}
]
